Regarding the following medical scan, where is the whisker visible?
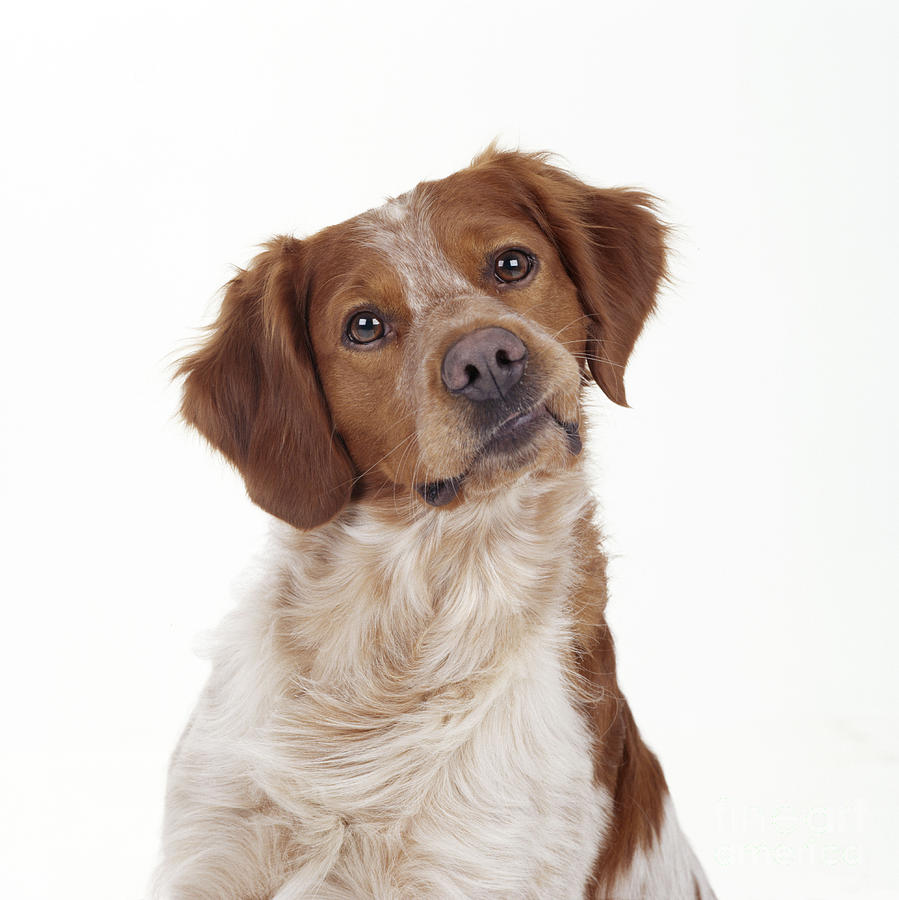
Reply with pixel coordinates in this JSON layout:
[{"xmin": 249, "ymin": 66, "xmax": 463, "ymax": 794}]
[
  {"xmin": 567, "ymin": 353, "xmax": 625, "ymax": 369},
  {"xmin": 548, "ymin": 313, "xmax": 596, "ymax": 340},
  {"xmin": 392, "ymin": 431, "xmax": 421, "ymax": 516},
  {"xmin": 555, "ymin": 336, "xmax": 627, "ymax": 349},
  {"xmin": 351, "ymin": 432, "xmax": 416, "ymax": 487}
]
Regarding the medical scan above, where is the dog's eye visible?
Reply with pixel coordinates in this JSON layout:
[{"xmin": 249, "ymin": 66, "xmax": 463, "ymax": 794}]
[
  {"xmin": 494, "ymin": 249, "xmax": 534, "ymax": 283},
  {"xmin": 346, "ymin": 312, "xmax": 386, "ymax": 344}
]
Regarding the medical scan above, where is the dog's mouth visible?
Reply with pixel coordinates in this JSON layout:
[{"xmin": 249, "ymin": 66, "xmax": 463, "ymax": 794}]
[{"xmin": 416, "ymin": 406, "xmax": 581, "ymax": 507}]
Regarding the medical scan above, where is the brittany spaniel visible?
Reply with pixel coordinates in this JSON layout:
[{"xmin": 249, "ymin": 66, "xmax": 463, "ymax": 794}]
[{"xmin": 155, "ymin": 149, "xmax": 716, "ymax": 899}]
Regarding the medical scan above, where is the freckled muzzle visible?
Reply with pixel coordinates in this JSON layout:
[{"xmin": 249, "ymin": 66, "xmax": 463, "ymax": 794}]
[{"xmin": 416, "ymin": 322, "xmax": 582, "ymax": 506}]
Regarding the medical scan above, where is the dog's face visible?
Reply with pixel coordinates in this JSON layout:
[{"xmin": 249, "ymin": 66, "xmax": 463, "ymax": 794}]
[{"xmin": 179, "ymin": 150, "xmax": 666, "ymax": 529}]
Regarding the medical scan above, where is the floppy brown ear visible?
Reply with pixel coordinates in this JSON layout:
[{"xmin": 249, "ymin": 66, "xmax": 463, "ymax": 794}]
[
  {"xmin": 177, "ymin": 237, "xmax": 354, "ymax": 529},
  {"xmin": 473, "ymin": 150, "xmax": 668, "ymax": 406},
  {"xmin": 572, "ymin": 186, "xmax": 668, "ymax": 406}
]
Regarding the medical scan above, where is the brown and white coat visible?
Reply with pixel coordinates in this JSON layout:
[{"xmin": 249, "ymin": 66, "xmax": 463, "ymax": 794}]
[{"xmin": 155, "ymin": 149, "xmax": 716, "ymax": 899}]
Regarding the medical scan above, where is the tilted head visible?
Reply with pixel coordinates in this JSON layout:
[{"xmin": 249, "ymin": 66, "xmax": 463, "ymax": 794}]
[{"xmin": 178, "ymin": 149, "xmax": 667, "ymax": 530}]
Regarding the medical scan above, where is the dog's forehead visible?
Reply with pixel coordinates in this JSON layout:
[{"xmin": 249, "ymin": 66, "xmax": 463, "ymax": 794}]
[
  {"xmin": 306, "ymin": 170, "xmax": 542, "ymax": 316},
  {"xmin": 354, "ymin": 185, "xmax": 473, "ymax": 314}
]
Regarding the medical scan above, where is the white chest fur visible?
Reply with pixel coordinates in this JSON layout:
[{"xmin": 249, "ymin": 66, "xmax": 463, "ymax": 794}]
[{"xmin": 159, "ymin": 473, "xmax": 609, "ymax": 899}]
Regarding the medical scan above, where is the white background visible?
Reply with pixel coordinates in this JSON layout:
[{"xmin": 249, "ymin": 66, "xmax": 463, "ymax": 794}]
[{"xmin": 2, "ymin": 1, "xmax": 897, "ymax": 898}]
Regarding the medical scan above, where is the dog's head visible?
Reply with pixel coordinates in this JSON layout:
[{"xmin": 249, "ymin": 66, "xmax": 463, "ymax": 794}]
[{"xmin": 178, "ymin": 149, "xmax": 666, "ymax": 529}]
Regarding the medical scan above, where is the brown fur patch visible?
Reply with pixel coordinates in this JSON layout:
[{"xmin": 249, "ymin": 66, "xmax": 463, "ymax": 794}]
[
  {"xmin": 177, "ymin": 238, "xmax": 354, "ymax": 529},
  {"xmin": 465, "ymin": 148, "xmax": 669, "ymax": 406},
  {"xmin": 567, "ymin": 518, "xmax": 670, "ymax": 898}
]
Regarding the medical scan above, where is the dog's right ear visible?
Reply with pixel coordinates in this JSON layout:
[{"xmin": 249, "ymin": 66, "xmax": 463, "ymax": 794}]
[{"xmin": 177, "ymin": 237, "xmax": 354, "ymax": 530}]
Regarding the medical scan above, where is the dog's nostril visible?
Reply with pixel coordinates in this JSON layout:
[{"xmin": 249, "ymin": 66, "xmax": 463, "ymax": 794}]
[
  {"xmin": 496, "ymin": 349, "xmax": 510, "ymax": 367},
  {"xmin": 464, "ymin": 363, "xmax": 480, "ymax": 385}
]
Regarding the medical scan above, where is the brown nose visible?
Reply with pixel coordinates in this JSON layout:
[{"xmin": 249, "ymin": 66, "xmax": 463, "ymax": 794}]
[{"xmin": 441, "ymin": 327, "xmax": 527, "ymax": 402}]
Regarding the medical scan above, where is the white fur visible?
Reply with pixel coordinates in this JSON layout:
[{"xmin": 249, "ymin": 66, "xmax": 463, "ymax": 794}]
[
  {"xmin": 156, "ymin": 471, "xmax": 611, "ymax": 898},
  {"xmin": 362, "ymin": 194, "xmax": 474, "ymax": 313}
]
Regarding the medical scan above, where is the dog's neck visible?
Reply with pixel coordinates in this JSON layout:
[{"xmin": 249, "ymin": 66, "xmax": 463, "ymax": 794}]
[
  {"xmin": 268, "ymin": 467, "xmax": 599, "ymax": 690},
  {"xmin": 192, "ymin": 466, "xmax": 713, "ymax": 897}
]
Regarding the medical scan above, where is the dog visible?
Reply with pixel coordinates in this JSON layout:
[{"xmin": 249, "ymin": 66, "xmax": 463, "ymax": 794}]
[{"xmin": 155, "ymin": 148, "xmax": 716, "ymax": 899}]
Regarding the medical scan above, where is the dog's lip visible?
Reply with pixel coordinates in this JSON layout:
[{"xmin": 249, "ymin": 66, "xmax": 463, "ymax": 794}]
[
  {"xmin": 560, "ymin": 418, "xmax": 582, "ymax": 454},
  {"xmin": 417, "ymin": 475, "xmax": 463, "ymax": 507},
  {"xmin": 416, "ymin": 404, "xmax": 581, "ymax": 506},
  {"xmin": 480, "ymin": 404, "xmax": 554, "ymax": 454}
]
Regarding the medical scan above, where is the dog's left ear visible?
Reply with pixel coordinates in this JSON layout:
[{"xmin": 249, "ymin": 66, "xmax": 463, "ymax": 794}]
[
  {"xmin": 571, "ymin": 186, "xmax": 667, "ymax": 406},
  {"xmin": 475, "ymin": 151, "xmax": 668, "ymax": 406}
]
